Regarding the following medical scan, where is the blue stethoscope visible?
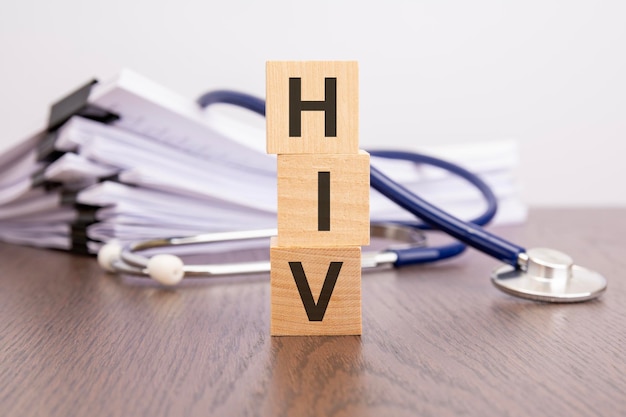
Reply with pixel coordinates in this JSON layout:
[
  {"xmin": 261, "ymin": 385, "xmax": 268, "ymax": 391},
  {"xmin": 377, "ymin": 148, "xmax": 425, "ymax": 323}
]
[{"xmin": 97, "ymin": 90, "xmax": 607, "ymax": 303}]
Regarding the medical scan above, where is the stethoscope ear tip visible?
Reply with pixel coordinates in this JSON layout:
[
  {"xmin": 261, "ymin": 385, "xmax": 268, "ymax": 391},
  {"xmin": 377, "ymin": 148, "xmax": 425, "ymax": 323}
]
[
  {"xmin": 491, "ymin": 247, "xmax": 607, "ymax": 303},
  {"xmin": 147, "ymin": 254, "xmax": 185, "ymax": 286},
  {"xmin": 98, "ymin": 241, "xmax": 123, "ymax": 273}
]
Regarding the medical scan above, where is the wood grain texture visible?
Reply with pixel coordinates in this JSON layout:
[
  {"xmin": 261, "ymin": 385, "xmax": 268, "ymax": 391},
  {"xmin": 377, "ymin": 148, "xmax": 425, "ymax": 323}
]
[
  {"xmin": 1, "ymin": 209, "xmax": 625, "ymax": 417},
  {"xmin": 266, "ymin": 61, "xmax": 359, "ymax": 155},
  {"xmin": 270, "ymin": 238, "xmax": 361, "ymax": 336},
  {"xmin": 276, "ymin": 151, "xmax": 370, "ymax": 247}
]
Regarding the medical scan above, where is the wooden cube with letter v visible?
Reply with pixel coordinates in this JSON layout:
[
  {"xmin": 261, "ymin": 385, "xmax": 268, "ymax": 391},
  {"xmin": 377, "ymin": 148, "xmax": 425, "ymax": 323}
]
[
  {"xmin": 270, "ymin": 238, "xmax": 362, "ymax": 336},
  {"xmin": 267, "ymin": 60, "xmax": 367, "ymax": 336}
]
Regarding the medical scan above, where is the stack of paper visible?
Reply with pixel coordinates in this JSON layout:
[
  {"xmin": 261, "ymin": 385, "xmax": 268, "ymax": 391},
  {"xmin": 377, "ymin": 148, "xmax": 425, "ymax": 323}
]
[{"xmin": 0, "ymin": 70, "xmax": 526, "ymax": 254}]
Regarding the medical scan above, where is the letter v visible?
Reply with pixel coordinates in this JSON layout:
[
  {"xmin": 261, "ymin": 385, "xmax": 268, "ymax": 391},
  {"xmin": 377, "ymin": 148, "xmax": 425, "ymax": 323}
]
[{"xmin": 288, "ymin": 261, "xmax": 343, "ymax": 321}]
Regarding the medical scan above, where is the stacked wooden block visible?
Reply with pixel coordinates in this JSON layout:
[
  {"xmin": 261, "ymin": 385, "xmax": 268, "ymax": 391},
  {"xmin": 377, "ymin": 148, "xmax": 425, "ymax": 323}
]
[{"xmin": 266, "ymin": 61, "xmax": 370, "ymax": 336}]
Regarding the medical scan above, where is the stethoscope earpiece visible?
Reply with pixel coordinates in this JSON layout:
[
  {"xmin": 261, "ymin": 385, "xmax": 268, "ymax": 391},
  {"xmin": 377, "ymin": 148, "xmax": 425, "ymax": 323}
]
[
  {"xmin": 97, "ymin": 240, "xmax": 123, "ymax": 273},
  {"xmin": 146, "ymin": 254, "xmax": 185, "ymax": 286},
  {"xmin": 99, "ymin": 240, "xmax": 184, "ymax": 286},
  {"xmin": 491, "ymin": 247, "xmax": 607, "ymax": 302}
]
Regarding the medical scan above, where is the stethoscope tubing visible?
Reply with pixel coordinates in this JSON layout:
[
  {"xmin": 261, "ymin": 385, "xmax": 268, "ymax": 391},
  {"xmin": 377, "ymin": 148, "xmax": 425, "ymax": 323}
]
[
  {"xmin": 370, "ymin": 164, "xmax": 525, "ymax": 266},
  {"xmin": 197, "ymin": 90, "xmax": 526, "ymax": 268}
]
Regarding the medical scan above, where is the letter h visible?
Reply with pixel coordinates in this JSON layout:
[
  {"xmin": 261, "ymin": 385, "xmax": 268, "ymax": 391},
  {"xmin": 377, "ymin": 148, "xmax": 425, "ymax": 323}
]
[{"xmin": 289, "ymin": 77, "xmax": 337, "ymax": 137}]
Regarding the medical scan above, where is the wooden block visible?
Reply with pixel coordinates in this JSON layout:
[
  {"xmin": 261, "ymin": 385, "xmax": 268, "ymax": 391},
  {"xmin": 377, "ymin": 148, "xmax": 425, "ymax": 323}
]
[
  {"xmin": 270, "ymin": 238, "xmax": 361, "ymax": 336},
  {"xmin": 266, "ymin": 61, "xmax": 359, "ymax": 155},
  {"xmin": 277, "ymin": 150, "xmax": 370, "ymax": 247}
]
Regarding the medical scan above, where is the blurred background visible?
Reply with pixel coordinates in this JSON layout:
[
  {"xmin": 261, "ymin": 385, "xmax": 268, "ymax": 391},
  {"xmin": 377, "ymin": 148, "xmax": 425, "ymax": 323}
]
[{"xmin": 0, "ymin": 0, "xmax": 624, "ymax": 206}]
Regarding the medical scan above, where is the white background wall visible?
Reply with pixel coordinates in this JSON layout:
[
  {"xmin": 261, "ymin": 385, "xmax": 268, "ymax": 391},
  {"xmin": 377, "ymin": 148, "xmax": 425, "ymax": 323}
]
[{"xmin": 0, "ymin": 0, "xmax": 624, "ymax": 206}]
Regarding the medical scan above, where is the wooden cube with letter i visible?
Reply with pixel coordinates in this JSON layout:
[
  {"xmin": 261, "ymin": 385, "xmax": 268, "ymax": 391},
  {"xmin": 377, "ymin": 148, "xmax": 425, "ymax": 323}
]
[{"xmin": 266, "ymin": 61, "xmax": 369, "ymax": 336}]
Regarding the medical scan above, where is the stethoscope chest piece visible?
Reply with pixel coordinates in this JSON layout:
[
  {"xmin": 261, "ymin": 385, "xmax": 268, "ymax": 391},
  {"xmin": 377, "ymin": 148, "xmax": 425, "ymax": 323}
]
[{"xmin": 491, "ymin": 248, "xmax": 607, "ymax": 302}]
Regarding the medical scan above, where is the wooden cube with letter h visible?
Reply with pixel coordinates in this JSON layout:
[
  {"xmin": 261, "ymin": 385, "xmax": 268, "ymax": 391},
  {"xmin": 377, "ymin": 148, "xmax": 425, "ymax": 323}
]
[{"xmin": 266, "ymin": 61, "xmax": 359, "ymax": 155}]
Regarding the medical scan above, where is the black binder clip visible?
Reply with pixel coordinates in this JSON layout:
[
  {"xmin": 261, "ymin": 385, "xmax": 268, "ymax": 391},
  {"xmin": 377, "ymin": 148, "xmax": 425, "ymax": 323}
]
[
  {"xmin": 37, "ymin": 80, "xmax": 120, "ymax": 162},
  {"xmin": 35, "ymin": 80, "xmax": 121, "ymax": 254}
]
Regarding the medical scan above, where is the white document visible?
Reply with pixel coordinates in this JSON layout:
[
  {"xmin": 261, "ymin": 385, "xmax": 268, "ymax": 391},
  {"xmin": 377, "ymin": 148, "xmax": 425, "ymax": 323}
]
[{"xmin": 0, "ymin": 69, "xmax": 527, "ymax": 255}]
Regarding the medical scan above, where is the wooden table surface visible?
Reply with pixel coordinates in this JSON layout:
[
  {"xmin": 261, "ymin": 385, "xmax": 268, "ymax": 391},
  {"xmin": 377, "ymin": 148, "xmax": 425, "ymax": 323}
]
[{"xmin": 1, "ymin": 209, "xmax": 625, "ymax": 417}]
